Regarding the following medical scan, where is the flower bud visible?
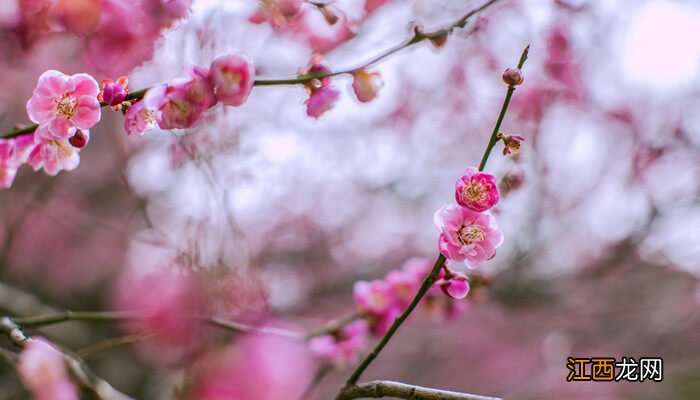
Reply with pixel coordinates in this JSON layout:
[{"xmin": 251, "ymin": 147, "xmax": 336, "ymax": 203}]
[
  {"xmin": 319, "ymin": 5, "xmax": 339, "ymax": 25},
  {"xmin": 501, "ymin": 133, "xmax": 524, "ymax": 155},
  {"xmin": 502, "ymin": 68, "xmax": 524, "ymax": 87},
  {"xmin": 68, "ymin": 130, "xmax": 89, "ymax": 148},
  {"xmin": 351, "ymin": 69, "xmax": 383, "ymax": 103},
  {"xmin": 438, "ymin": 273, "xmax": 470, "ymax": 300},
  {"xmin": 98, "ymin": 76, "xmax": 129, "ymax": 109},
  {"xmin": 429, "ymin": 31, "xmax": 449, "ymax": 48}
]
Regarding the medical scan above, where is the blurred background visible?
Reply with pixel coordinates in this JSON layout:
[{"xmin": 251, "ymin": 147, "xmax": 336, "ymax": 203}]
[{"xmin": 1, "ymin": 0, "xmax": 700, "ymax": 399}]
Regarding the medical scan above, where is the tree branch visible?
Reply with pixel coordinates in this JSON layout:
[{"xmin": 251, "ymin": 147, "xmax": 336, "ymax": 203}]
[
  {"xmin": 0, "ymin": 317, "xmax": 134, "ymax": 400},
  {"xmin": 337, "ymin": 380, "xmax": 501, "ymax": 400}
]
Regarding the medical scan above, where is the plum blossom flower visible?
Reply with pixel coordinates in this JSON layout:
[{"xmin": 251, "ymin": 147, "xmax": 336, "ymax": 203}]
[
  {"xmin": 18, "ymin": 338, "xmax": 78, "ymax": 400},
  {"xmin": 437, "ymin": 272, "xmax": 470, "ymax": 299},
  {"xmin": 26, "ymin": 70, "xmax": 101, "ymax": 140},
  {"xmin": 305, "ymin": 85, "xmax": 339, "ymax": 119},
  {"xmin": 0, "ymin": 136, "xmax": 35, "ymax": 189},
  {"xmin": 97, "ymin": 76, "xmax": 129, "ymax": 109},
  {"xmin": 501, "ymin": 134, "xmax": 524, "ymax": 155},
  {"xmin": 27, "ymin": 135, "xmax": 84, "ymax": 176},
  {"xmin": 308, "ymin": 319, "xmax": 368, "ymax": 365},
  {"xmin": 455, "ymin": 167, "xmax": 500, "ymax": 212},
  {"xmin": 191, "ymin": 329, "xmax": 313, "ymax": 400},
  {"xmin": 124, "ymin": 100, "xmax": 157, "ymax": 136},
  {"xmin": 434, "ymin": 205, "xmax": 503, "ymax": 268},
  {"xmin": 353, "ymin": 279, "xmax": 401, "ymax": 335},
  {"xmin": 351, "ymin": 69, "xmax": 383, "ymax": 103},
  {"xmin": 210, "ymin": 54, "xmax": 255, "ymax": 106},
  {"xmin": 143, "ymin": 66, "xmax": 217, "ymax": 130}
]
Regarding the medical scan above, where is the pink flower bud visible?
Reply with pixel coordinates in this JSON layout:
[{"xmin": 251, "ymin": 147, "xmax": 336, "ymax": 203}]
[
  {"xmin": 210, "ymin": 54, "xmax": 255, "ymax": 107},
  {"xmin": 98, "ymin": 76, "xmax": 129, "ymax": 108},
  {"xmin": 351, "ymin": 69, "xmax": 383, "ymax": 103},
  {"xmin": 438, "ymin": 273, "xmax": 470, "ymax": 299},
  {"xmin": 305, "ymin": 85, "xmax": 339, "ymax": 119},
  {"xmin": 455, "ymin": 167, "xmax": 500, "ymax": 212},
  {"xmin": 68, "ymin": 129, "xmax": 89, "ymax": 148},
  {"xmin": 502, "ymin": 68, "xmax": 524, "ymax": 86},
  {"xmin": 501, "ymin": 134, "xmax": 524, "ymax": 155}
]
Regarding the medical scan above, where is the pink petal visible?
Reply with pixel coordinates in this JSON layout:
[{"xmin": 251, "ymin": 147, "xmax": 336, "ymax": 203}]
[
  {"xmin": 48, "ymin": 118, "xmax": 76, "ymax": 139},
  {"xmin": 70, "ymin": 73, "xmax": 99, "ymax": 98},
  {"xmin": 34, "ymin": 70, "xmax": 74, "ymax": 99},
  {"xmin": 72, "ymin": 96, "xmax": 101, "ymax": 129},
  {"xmin": 26, "ymin": 96, "xmax": 57, "ymax": 124}
]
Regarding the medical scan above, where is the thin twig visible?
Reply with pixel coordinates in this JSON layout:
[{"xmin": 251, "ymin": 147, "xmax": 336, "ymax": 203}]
[
  {"xmin": 0, "ymin": 0, "xmax": 500, "ymax": 140},
  {"xmin": 0, "ymin": 317, "xmax": 133, "ymax": 400},
  {"xmin": 337, "ymin": 380, "xmax": 501, "ymax": 400}
]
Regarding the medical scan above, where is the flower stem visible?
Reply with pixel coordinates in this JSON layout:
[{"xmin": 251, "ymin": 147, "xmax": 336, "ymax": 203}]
[
  {"xmin": 341, "ymin": 254, "xmax": 446, "ymax": 389},
  {"xmin": 477, "ymin": 45, "xmax": 529, "ymax": 172}
]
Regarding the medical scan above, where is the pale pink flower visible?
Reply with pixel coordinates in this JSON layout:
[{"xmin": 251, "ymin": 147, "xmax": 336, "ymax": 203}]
[
  {"xmin": 437, "ymin": 272, "xmax": 470, "ymax": 299},
  {"xmin": 191, "ymin": 329, "xmax": 313, "ymax": 400},
  {"xmin": 351, "ymin": 69, "xmax": 383, "ymax": 103},
  {"xmin": 308, "ymin": 319, "xmax": 368, "ymax": 365},
  {"xmin": 455, "ymin": 167, "xmax": 500, "ymax": 212},
  {"xmin": 26, "ymin": 70, "xmax": 101, "ymax": 140},
  {"xmin": 353, "ymin": 279, "xmax": 396, "ymax": 316},
  {"xmin": 124, "ymin": 100, "xmax": 157, "ymax": 136},
  {"xmin": 143, "ymin": 66, "xmax": 217, "ymax": 129},
  {"xmin": 112, "ymin": 267, "xmax": 211, "ymax": 365},
  {"xmin": 18, "ymin": 338, "xmax": 78, "ymax": 400},
  {"xmin": 0, "ymin": 138, "xmax": 23, "ymax": 189},
  {"xmin": 97, "ymin": 76, "xmax": 129, "ymax": 108},
  {"xmin": 434, "ymin": 205, "xmax": 504, "ymax": 268},
  {"xmin": 210, "ymin": 54, "xmax": 255, "ymax": 106},
  {"xmin": 27, "ymin": 135, "xmax": 83, "ymax": 176},
  {"xmin": 305, "ymin": 85, "xmax": 339, "ymax": 119}
]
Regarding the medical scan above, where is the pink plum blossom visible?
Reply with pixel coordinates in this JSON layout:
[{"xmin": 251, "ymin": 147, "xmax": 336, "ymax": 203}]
[
  {"xmin": 501, "ymin": 134, "xmax": 524, "ymax": 155},
  {"xmin": 143, "ymin": 66, "xmax": 217, "ymax": 130},
  {"xmin": 112, "ymin": 267, "xmax": 210, "ymax": 365},
  {"xmin": 455, "ymin": 167, "xmax": 500, "ymax": 212},
  {"xmin": 98, "ymin": 76, "xmax": 129, "ymax": 108},
  {"xmin": 305, "ymin": 85, "xmax": 340, "ymax": 119},
  {"xmin": 434, "ymin": 204, "xmax": 504, "ymax": 268},
  {"xmin": 26, "ymin": 70, "xmax": 101, "ymax": 140},
  {"xmin": 191, "ymin": 330, "xmax": 313, "ymax": 400},
  {"xmin": 124, "ymin": 100, "xmax": 157, "ymax": 136},
  {"xmin": 27, "ymin": 135, "xmax": 84, "ymax": 176},
  {"xmin": 18, "ymin": 338, "xmax": 78, "ymax": 400},
  {"xmin": 351, "ymin": 69, "xmax": 383, "ymax": 103},
  {"xmin": 437, "ymin": 272, "xmax": 470, "ymax": 299},
  {"xmin": 210, "ymin": 54, "xmax": 255, "ymax": 107},
  {"xmin": 308, "ymin": 319, "xmax": 368, "ymax": 365},
  {"xmin": 353, "ymin": 279, "xmax": 396, "ymax": 316}
]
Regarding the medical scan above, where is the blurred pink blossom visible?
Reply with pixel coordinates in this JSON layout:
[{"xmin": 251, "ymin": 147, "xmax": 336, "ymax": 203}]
[
  {"xmin": 210, "ymin": 54, "xmax": 254, "ymax": 107},
  {"xmin": 190, "ymin": 330, "xmax": 314, "ymax": 400},
  {"xmin": 0, "ymin": 136, "xmax": 35, "ymax": 188},
  {"xmin": 124, "ymin": 100, "xmax": 157, "ymax": 136},
  {"xmin": 434, "ymin": 205, "xmax": 503, "ymax": 268},
  {"xmin": 308, "ymin": 319, "xmax": 368, "ymax": 365},
  {"xmin": 26, "ymin": 70, "xmax": 101, "ymax": 140},
  {"xmin": 18, "ymin": 338, "xmax": 78, "ymax": 400},
  {"xmin": 27, "ymin": 136, "xmax": 82, "ymax": 176},
  {"xmin": 455, "ymin": 167, "xmax": 500, "ymax": 212},
  {"xmin": 305, "ymin": 85, "xmax": 339, "ymax": 119},
  {"xmin": 437, "ymin": 271, "xmax": 470, "ymax": 299},
  {"xmin": 351, "ymin": 69, "xmax": 383, "ymax": 103},
  {"xmin": 143, "ymin": 66, "xmax": 217, "ymax": 129}
]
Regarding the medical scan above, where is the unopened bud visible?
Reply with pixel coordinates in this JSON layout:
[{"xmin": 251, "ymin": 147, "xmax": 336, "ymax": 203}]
[
  {"xmin": 500, "ymin": 133, "xmax": 524, "ymax": 156},
  {"xmin": 502, "ymin": 68, "xmax": 524, "ymax": 87},
  {"xmin": 68, "ymin": 130, "xmax": 89, "ymax": 148}
]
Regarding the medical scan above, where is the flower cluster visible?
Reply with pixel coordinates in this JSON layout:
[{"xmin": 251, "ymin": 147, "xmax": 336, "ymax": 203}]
[
  {"xmin": 435, "ymin": 168, "xmax": 504, "ymax": 268},
  {"xmin": 302, "ymin": 56, "xmax": 383, "ymax": 119},
  {"xmin": 308, "ymin": 319, "xmax": 369, "ymax": 366},
  {"xmin": 18, "ymin": 338, "xmax": 78, "ymax": 400},
  {"xmin": 352, "ymin": 257, "xmax": 467, "ymax": 337}
]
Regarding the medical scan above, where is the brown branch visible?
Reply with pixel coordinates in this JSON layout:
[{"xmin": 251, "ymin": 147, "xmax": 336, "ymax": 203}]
[
  {"xmin": 0, "ymin": 317, "xmax": 134, "ymax": 400},
  {"xmin": 337, "ymin": 380, "xmax": 501, "ymax": 400}
]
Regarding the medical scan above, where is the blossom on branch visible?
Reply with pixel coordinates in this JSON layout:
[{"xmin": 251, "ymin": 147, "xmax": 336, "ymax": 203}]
[
  {"xmin": 455, "ymin": 167, "xmax": 500, "ymax": 212},
  {"xmin": 351, "ymin": 69, "xmax": 383, "ymax": 103},
  {"xmin": 434, "ymin": 205, "xmax": 503, "ymax": 268},
  {"xmin": 308, "ymin": 319, "xmax": 369, "ymax": 365},
  {"xmin": 26, "ymin": 70, "xmax": 101, "ymax": 140},
  {"xmin": 27, "ymin": 135, "xmax": 84, "ymax": 176},
  {"xmin": 18, "ymin": 338, "xmax": 78, "ymax": 400},
  {"xmin": 210, "ymin": 54, "xmax": 255, "ymax": 107}
]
